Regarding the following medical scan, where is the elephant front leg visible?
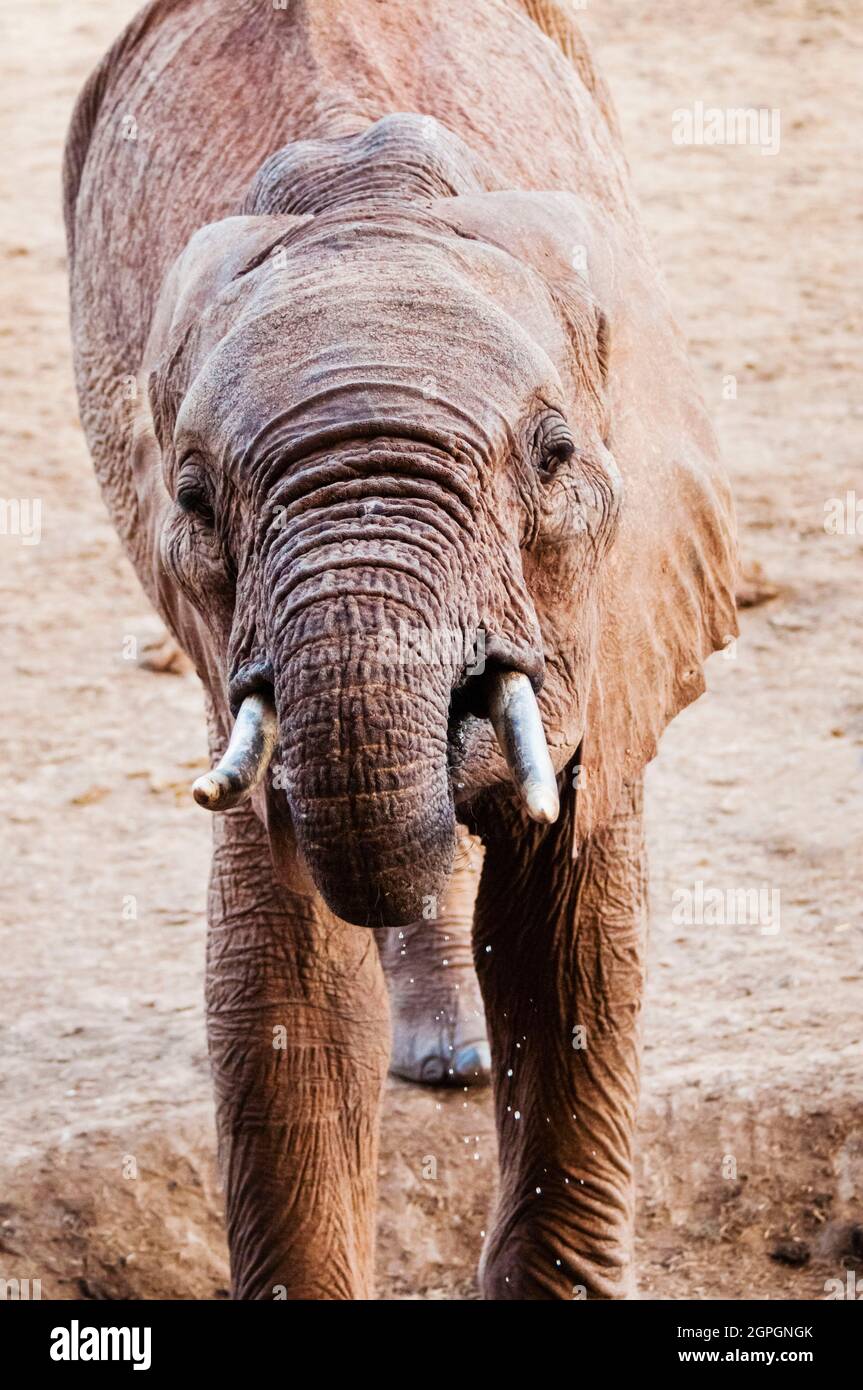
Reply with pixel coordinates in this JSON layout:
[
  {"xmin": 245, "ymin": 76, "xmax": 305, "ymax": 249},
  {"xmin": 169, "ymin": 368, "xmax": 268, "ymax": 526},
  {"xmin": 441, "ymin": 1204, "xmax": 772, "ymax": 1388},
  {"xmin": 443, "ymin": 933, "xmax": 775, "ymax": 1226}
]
[
  {"xmin": 206, "ymin": 805, "xmax": 390, "ymax": 1299},
  {"xmin": 376, "ymin": 827, "xmax": 490, "ymax": 1086},
  {"xmin": 473, "ymin": 777, "xmax": 647, "ymax": 1299}
]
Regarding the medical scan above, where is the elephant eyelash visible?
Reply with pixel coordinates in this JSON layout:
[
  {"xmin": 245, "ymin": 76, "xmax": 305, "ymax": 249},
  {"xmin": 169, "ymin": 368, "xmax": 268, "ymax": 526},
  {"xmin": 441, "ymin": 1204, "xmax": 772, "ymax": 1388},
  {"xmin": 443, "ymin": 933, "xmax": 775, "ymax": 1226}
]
[
  {"xmin": 177, "ymin": 492, "xmax": 214, "ymax": 525},
  {"xmin": 542, "ymin": 437, "xmax": 575, "ymax": 471},
  {"xmin": 531, "ymin": 415, "xmax": 576, "ymax": 477},
  {"xmin": 176, "ymin": 459, "xmax": 216, "ymax": 525}
]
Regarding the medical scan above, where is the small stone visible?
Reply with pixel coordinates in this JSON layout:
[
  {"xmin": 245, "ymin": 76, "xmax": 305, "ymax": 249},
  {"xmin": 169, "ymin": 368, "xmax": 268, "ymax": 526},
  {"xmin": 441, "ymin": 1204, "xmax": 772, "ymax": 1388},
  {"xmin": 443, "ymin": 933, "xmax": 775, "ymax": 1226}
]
[{"xmin": 769, "ymin": 1238, "xmax": 810, "ymax": 1267}]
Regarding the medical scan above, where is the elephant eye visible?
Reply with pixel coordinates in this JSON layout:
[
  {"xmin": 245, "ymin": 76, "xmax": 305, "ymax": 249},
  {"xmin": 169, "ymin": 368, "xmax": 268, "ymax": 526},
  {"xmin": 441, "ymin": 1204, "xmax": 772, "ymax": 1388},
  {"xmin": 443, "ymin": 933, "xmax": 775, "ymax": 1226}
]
[
  {"xmin": 176, "ymin": 458, "xmax": 215, "ymax": 525},
  {"xmin": 533, "ymin": 413, "xmax": 575, "ymax": 477},
  {"xmin": 543, "ymin": 436, "xmax": 575, "ymax": 471}
]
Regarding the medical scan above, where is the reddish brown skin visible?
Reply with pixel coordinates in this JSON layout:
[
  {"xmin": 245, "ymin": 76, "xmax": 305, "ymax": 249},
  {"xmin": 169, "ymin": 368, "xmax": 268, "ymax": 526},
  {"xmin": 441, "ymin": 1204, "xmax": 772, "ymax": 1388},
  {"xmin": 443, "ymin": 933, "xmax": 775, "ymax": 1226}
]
[{"xmin": 65, "ymin": 0, "xmax": 737, "ymax": 1298}]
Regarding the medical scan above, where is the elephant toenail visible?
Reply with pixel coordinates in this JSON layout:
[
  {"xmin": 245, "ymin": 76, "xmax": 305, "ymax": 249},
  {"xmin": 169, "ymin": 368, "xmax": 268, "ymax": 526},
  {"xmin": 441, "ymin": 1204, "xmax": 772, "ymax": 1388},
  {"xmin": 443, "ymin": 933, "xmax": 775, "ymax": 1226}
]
[
  {"xmin": 420, "ymin": 1055, "xmax": 447, "ymax": 1083},
  {"xmin": 453, "ymin": 1042, "xmax": 491, "ymax": 1084}
]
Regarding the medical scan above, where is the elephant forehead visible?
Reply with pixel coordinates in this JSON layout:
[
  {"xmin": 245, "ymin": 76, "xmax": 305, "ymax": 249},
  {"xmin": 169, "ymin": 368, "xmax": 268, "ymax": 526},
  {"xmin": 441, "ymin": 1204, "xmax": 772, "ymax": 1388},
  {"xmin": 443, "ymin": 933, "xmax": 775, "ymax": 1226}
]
[{"xmin": 176, "ymin": 252, "xmax": 565, "ymax": 450}]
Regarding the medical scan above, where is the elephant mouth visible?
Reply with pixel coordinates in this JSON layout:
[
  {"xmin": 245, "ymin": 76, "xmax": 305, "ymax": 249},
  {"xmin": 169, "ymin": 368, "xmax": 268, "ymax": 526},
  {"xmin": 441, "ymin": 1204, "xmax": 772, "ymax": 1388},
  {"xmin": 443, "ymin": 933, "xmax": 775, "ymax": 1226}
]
[
  {"xmin": 446, "ymin": 670, "xmax": 551, "ymax": 814},
  {"xmin": 191, "ymin": 663, "xmax": 560, "ymax": 926},
  {"xmin": 446, "ymin": 684, "xmax": 489, "ymax": 795},
  {"xmin": 194, "ymin": 665, "xmax": 560, "ymax": 825}
]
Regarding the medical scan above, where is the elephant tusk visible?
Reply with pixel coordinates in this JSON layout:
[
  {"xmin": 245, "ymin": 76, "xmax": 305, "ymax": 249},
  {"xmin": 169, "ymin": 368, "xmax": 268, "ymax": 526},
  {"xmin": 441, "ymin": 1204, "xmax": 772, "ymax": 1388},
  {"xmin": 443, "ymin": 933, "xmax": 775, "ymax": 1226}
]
[
  {"xmin": 192, "ymin": 693, "xmax": 278, "ymax": 812},
  {"xmin": 487, "ymin": 670, "xmax": 560, "ymax": 824}
]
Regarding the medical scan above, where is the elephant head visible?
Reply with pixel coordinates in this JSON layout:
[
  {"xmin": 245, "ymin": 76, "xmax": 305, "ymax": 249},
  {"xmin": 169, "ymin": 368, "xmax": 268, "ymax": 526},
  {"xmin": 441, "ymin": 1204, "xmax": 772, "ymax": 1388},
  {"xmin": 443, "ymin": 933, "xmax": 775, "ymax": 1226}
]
[{"xmin": 139, "ymin": 115, "xmax": 736, "ymax": 927}]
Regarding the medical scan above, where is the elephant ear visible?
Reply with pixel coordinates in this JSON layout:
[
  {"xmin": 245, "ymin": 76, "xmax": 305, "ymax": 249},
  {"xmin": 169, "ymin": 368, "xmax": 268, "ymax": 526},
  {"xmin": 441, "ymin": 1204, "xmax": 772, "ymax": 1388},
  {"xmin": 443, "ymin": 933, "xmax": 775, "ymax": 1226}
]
[
  {"xmin": 129, "ymin": 214, "xmax": 313, "ymax": 693},
  {"xmin": 138, "ymin": 210, "xmax": 312, "ymax": 499},
  {"xmin": 437, "ymin": 191, "xmax": 738, "ymax": 840}
]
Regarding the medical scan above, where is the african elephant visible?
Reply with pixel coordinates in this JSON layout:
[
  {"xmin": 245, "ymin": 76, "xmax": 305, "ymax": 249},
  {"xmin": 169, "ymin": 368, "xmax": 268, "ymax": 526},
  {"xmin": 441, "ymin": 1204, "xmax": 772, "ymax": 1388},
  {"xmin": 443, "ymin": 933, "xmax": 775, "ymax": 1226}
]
[{"xmin": 64, "ymin": 0, "xmax": 737, "ymax": 1299}]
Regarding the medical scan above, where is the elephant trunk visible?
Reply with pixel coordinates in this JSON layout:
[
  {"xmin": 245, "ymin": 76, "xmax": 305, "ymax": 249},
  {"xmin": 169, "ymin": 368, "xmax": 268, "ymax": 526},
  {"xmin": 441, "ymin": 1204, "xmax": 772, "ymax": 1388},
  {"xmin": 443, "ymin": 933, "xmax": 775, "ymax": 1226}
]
[{"xmin": 272, "ymin": 593, "xmax": 459, "ymax": 928}]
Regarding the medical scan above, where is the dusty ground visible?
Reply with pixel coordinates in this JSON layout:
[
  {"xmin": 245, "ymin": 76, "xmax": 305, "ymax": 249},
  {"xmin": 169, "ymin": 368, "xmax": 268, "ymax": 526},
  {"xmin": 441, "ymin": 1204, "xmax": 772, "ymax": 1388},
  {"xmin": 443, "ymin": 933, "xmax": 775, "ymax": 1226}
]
[{"xmin": 0, "ymin": 0, "xmax": 860, "ymax": 1300}]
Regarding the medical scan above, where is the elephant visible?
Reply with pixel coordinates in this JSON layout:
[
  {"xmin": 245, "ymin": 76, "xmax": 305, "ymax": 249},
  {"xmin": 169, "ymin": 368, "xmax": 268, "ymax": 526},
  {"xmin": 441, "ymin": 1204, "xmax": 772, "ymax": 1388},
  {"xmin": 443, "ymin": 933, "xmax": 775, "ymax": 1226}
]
[{"xmin": 64, "ymin": 0, "xmax": 737, "ymax": 1299}]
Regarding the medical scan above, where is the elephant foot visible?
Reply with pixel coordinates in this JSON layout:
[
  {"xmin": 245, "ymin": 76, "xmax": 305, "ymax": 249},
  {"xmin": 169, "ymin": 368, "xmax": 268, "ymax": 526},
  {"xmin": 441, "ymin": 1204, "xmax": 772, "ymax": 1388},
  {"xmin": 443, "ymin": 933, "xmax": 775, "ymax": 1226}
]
[
  {"xmin": 479, "ymin": 1217, "xmax": 636, "ymax": 1300},
  {"xmin": 387, "ymin": 947, "xmax": 490, "ymax": 1085},
  {"xmin": 377, "ymin": 830, "xmax": 489, "ymax": 1087},
  {"xmin": 382, "ymin": 942, "xmax": 490, "ymax": 1087},
  {"xmin": 389, "ymin": 1002, "xmax": 491, "ymax": 1087}
]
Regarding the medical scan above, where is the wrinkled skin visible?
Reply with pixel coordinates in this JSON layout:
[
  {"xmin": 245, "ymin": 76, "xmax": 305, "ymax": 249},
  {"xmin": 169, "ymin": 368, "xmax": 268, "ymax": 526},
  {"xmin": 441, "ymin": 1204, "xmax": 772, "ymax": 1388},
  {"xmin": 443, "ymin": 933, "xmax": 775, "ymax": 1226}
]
[{"xmin": 65, "ymin": 0, "xmax": 737, "ymax": 1298}]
